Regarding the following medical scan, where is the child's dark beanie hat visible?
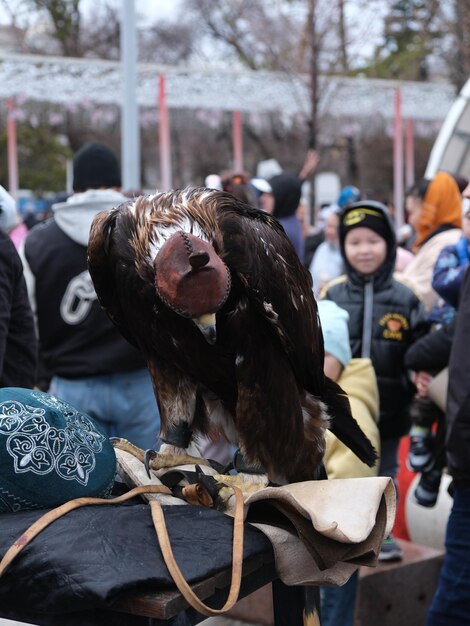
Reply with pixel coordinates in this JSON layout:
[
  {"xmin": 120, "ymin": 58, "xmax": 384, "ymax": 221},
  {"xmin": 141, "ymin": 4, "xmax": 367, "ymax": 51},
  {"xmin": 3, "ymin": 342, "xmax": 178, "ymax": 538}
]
[
  {"xmin": 73, "ymin": 142, "xmax": 121, "ymax": 192},
  {"xmin": 339, "ymin": 201, "xmax": 393, "ymax": 246}
]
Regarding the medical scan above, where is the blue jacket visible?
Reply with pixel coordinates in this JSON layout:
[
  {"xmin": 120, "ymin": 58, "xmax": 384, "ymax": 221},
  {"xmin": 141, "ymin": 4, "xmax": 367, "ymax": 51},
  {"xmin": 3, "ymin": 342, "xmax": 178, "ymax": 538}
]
[{"xmin": 432, "ymin": 236, "xmax": 470, "ymax": 310}]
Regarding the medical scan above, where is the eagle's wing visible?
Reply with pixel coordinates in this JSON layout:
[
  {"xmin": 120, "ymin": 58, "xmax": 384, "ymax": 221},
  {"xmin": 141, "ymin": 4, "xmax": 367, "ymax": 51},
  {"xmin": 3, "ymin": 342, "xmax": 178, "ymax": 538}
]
[
  {"xmin": 216, "ymin": 196, "xmax": 377, "ymax": 470},
  {"xmin": 87, "ymin": 206, "xmax": 141, "ymax": 349},
  {"xmin": 216, "ymin": 197, "xmax": 324, "ymax": 394},
  {"xmin": 88, "ymin": 205, "xmax": 204, "ymax": 439}
]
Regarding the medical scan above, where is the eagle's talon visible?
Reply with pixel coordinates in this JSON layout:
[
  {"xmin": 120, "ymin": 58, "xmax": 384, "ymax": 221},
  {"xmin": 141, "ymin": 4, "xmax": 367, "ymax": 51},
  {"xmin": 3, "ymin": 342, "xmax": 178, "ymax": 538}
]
[
  {"xmin": 144, "ymin": 449, "xmax": 158, "ymax": 478},
  {"xmin": 195, "ymin": 464, "xmax": 220, "ymax": 503}
]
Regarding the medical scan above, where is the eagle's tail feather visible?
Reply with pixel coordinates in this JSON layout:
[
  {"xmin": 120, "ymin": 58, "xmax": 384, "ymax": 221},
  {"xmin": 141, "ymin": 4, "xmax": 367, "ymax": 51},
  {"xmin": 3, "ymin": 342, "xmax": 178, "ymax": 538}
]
[{"xmin": 324, "ymin": 376, "xmax": 378, "ymax": 467}]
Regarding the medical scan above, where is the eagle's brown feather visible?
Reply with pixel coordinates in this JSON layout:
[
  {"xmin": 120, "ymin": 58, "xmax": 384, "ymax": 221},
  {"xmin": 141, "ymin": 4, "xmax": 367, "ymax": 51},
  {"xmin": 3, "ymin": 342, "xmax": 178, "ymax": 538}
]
[{"xmin": 88, "ymin": 188, "xmax": 376, "ymax": 482}]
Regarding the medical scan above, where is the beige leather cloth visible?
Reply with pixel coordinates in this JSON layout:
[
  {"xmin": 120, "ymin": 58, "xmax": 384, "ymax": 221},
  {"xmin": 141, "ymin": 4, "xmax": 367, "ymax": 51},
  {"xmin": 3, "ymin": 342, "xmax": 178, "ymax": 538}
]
[
  {"xmin": 116, "ymin": 449, "xmax": 396, "ymax": 587},
  {"xmin": 244, "ymin": 477, "xmax": 395, "ymax": 586}
]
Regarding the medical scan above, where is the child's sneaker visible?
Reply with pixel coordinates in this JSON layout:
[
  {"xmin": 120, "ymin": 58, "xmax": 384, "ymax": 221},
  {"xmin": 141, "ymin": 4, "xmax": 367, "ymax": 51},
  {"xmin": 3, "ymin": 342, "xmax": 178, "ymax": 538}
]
[
  {"xmin": 378, "ymin": 535, "xmax": 403, "ymax": 562},
  {"xmin": 408, "ymin": 431, "xmax": 434, "ymax": 473},
  {"xmin": 414, "ymin": 468, "xmax": 442, "ymax": 508}
]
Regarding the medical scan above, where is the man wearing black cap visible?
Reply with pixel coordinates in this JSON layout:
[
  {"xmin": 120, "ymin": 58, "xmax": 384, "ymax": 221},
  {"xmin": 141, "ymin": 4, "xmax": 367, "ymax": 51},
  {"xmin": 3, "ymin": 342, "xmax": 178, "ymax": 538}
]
[{"xmin": 20, "ymin": 143, "xmax": 160, "ymax": 448}]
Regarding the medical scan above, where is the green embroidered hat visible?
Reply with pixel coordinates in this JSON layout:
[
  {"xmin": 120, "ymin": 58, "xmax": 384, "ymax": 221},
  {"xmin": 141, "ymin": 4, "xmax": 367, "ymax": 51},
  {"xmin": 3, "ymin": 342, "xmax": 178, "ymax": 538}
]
[{"xmin": 0, "ymin": 388, "xmax": 116, "ymax": 513}]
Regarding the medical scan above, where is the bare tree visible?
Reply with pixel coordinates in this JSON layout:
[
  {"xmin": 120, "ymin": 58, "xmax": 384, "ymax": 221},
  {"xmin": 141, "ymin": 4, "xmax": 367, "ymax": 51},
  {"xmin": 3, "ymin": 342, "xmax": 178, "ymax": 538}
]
[
  {"xmin": 80, "ymin": 3, "xmax": 120, "ymax": 60},
  {"xmin": 139, "ymin": 20, "xmax": 195, "ymax": 65},
  {"xmin": 363, "ymin": 0, "xmax": 443, "ymax": 81},
  {"xmin": 28, "ymin": 0, "xmax": 82, "ymax": 56},
  {"xmin": 180, "ymin": 0, "xmax": 308, "ymax": 71},
  {"xmin": 449, "ymin": 0, "xmax": 470, "ymax": 91},
  {"xmin": 307, "ymin": 0, "xmax": 319, "ymax": 149},
  {"xmin": 338, "ymin": 0, "xmax": 349, "ymax": 73}
]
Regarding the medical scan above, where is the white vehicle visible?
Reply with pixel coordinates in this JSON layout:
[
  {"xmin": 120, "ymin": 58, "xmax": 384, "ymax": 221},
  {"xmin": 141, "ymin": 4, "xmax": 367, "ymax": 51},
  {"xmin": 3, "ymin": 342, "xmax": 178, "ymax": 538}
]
[{"xmin": 426, "ymin": 79, "xmax": 470, "ymax": 178}]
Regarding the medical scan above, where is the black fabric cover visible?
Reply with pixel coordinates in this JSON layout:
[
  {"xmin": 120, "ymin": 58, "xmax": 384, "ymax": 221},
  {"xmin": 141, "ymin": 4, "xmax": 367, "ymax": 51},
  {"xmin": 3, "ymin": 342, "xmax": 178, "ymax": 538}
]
[{"xmin": 0, "ymin": 501, "xmax": 272, "ymax": 617}]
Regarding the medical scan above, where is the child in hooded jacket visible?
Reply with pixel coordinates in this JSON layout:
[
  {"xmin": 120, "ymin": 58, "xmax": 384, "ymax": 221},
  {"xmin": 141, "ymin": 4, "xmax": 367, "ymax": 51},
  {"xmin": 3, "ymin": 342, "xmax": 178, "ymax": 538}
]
[{"xmin": 320, "ymin": 200, "xmax": 426, "ymax": 561}]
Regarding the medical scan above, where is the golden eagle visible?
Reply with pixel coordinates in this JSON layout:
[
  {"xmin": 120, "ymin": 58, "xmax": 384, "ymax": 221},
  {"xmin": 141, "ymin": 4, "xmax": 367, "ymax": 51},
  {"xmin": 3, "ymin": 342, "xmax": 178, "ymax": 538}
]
[{"xmin": 88, "ymin": 188, "xmax": 376, "ymax": 483}]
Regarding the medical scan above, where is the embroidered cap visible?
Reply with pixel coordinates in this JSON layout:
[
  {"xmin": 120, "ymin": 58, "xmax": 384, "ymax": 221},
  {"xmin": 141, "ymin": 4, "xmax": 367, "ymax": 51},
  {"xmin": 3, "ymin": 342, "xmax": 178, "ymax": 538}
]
[{"xmin": 0, "ymin": 388, "xmax": 116, "ymax": 513}]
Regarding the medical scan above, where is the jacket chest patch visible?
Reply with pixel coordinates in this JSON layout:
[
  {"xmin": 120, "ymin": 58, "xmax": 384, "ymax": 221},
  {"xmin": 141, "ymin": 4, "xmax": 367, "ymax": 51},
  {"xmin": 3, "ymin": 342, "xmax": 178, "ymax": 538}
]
[{"xmin": 379, "ymin": 313, "xmax": 409, "ymax": 341}]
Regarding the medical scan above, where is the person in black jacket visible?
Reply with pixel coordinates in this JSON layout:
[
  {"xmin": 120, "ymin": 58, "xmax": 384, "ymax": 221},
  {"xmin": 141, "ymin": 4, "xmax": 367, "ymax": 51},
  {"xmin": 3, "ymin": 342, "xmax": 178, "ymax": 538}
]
[
  {"xmin": 0, "ymin": 229, "xmax": 37, "ymax": 387},
  {"xmin": 20, "ymin": 143, "xmax": 160, "ymax": 449},
  {"xmin": 427, "ymin": 266, "xmax": 470, "ymax": 626},
  {"xmin": 320, "ymin": 200, "xmax": 426, "ymax": 562}
]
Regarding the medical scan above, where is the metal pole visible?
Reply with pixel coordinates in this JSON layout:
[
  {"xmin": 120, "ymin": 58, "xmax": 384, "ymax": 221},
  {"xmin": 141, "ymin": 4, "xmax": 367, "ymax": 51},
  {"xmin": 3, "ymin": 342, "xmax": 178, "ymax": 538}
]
[
  {"xmin": 405, "ymin": 119, "xmax": 415, "ymax": 190},
  {"xmin": 393, "ymin": 88, "xmax": 404, "ymax": 231},
  {"xmin": 65, "ymin": 158, "xmax": 73, "ymax": 195},
  {"xmin": 232, "ymin": 110, "xmax": 243, "ymax": 172},
  {"xmin": 158, "ymin": 74, "xmax": 172, "ymax": 190},
  {"xmin": 120, "ymin": 0, "xmax": 140, "ymax": 190},
  {"xmin": 7, "ymin": 98, "xmax": 18, "ymax": 199}
]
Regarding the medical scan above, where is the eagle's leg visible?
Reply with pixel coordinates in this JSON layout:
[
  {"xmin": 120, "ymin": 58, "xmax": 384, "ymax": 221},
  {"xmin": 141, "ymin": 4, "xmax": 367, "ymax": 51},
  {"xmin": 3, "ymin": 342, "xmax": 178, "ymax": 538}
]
[
  {"xmin": 144, "ymin": 447, "xmax": 211, "ymax": 474},
  {"xmin": 159, "ymin": 421, "xmax": 208, "ymax": 461},
  {"xmin": 110, "ymin": 437, "xmax": 209, "ymax": 471},
  {"xmin": 109, "ymin": 436, "xmax": 206, "ymax": 469},
  {"xmin": 146, "ymin": 417, "xmax": 210, "ymax": 474},
  {"xmin": 110, "ymin": 437, "xmax": 146, "ymax": 462},
  {"xmin": 225, "ymin": 447, "xmax": 270, "ymax": 486},
  {"xmin": 145, "ymin": 364, "xmax": 212, "ymax": 471}
]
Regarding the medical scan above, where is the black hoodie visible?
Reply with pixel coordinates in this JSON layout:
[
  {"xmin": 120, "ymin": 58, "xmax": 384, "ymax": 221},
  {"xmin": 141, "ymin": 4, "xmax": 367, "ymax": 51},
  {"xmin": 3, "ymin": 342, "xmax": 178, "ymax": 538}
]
[
  {"xmin": 446, "ymin": 266, "xmax": 470, "ymax": 488},
  {"xmin": 320, "ymin": 201, "xmax": 426, "ymax": 438},
  {"xmin": 0, "ymin": 230, "xmax": 37, "ymax": 387}
]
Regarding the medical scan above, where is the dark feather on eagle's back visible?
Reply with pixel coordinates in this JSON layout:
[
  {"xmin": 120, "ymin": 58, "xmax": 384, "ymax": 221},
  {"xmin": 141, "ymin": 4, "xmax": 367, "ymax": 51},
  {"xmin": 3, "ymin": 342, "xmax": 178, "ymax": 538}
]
[{"xmin": 88, "ymin": 187, "xmax": 377, "ymax": 482}]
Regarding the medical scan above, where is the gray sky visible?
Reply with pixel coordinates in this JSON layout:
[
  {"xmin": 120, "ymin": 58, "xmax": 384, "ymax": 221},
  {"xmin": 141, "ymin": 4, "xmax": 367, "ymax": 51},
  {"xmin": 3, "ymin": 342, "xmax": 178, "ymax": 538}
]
[
  {"xmin": 0, "ymin": 0, "xmax": 182, "ymax": 25},
  {"xmin": 83, "ymin": 0, "xmax": 182, "ymax": 23}
]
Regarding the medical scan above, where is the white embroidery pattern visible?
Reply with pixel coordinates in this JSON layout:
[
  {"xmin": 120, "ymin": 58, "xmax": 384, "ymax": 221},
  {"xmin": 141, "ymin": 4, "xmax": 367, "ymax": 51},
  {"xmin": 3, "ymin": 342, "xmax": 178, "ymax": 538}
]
[{"xmin": 0, "ymin": 393, "xmax": 107, "ymax": 486}]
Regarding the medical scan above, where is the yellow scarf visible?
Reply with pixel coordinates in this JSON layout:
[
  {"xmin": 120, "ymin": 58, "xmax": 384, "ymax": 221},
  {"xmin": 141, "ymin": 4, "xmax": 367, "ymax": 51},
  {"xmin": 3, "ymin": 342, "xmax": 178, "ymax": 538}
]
[{"xmin": 414, "ymin": 171, "xmax": 462, "ymax": 251}]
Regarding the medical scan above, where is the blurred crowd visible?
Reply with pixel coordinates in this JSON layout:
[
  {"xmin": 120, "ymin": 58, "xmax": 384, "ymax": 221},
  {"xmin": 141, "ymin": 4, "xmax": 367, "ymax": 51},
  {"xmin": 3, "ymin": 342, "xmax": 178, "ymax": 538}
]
[{"xmin": 1, "ymin": 142, "xmax": 470, "ymax": 626}]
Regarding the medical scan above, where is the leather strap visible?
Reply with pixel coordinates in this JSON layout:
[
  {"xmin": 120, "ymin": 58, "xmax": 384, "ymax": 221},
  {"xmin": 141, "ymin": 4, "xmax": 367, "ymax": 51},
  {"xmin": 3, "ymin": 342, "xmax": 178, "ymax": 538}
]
[
  {"xmin": 150, "ymin": 483, "xmax": 245, "ymax": 616},
  {"xmin": 181, "ymin": 483, "xmax": 214, "ymax": 507}
]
